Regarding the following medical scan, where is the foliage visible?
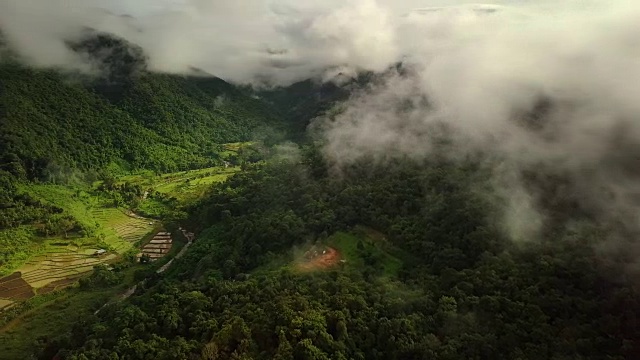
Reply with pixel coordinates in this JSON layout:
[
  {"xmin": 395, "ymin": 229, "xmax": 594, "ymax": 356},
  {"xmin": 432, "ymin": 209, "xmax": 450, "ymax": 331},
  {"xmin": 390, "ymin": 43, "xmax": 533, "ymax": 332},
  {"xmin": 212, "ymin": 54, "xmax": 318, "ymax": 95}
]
[
  {"xmin": 51, "ymin": 150, "xmax": 640, "ymax": 360},
  {"xmin": 0, "ymin": 61, "xmax": 283, "ymax": 181},
  {"xmin": 0, "ymin": 227, "xmax": 42, "ymax": 275},
  {"xmin": 79, "ymin": 265, "xmax": 123, "ymax": 289},
  {"xmin": 0, "ymin": 288, "xmax": 116, "ymax": 360}
]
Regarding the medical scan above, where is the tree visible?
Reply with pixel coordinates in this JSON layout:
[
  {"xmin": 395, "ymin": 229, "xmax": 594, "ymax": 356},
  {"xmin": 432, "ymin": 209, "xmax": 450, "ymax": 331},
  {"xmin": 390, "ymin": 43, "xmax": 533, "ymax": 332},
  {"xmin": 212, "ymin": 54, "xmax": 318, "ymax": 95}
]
[
  {"xmin": 201, "ymin": 342, "xmax": 220, "ymax": 360},
  {"xmin": 140, "ymin": 254, "xmax": 151, "ymax": 264},
  {"xmin": 274, "ymin": 331, "xmax": 293, "ymax": 360}
]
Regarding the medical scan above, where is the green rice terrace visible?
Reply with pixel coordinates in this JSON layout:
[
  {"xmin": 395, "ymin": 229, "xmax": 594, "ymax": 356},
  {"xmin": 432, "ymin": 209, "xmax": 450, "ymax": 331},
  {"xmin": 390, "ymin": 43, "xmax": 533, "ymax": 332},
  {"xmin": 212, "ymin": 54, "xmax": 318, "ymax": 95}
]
[
  {"xmin": 0, "ymin": 149, "xmax": 245, "ymax": 312},
  {"xmin": 0, "ymin": 207, "xmax": 154, "ymax": 310}
]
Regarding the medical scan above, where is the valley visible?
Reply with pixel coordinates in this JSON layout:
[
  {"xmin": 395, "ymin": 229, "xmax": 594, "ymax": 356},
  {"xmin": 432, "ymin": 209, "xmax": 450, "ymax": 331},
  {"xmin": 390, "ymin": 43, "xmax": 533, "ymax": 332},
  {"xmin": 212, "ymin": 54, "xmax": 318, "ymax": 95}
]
[
  {"xmin": 0, "ymin": 148, "xmax": 247, "ymax": 297},
  {"xmin": 1, "ymin": 12, "xmax": 639, "ymax": 358},
  {"xmin": 0, "ymin": 154, "xmax": 245, "ymax": 359}
]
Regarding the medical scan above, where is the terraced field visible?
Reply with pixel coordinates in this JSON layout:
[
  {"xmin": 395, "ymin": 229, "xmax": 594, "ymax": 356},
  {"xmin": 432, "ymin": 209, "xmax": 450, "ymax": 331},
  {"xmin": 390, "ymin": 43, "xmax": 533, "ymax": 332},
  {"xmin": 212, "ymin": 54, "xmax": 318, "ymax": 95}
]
[
  {"xmin": 153, "ymin": 166, "xmax": 239, "ymax": 201},
  {"xmin": 0, "ymin": 299, "xmax": 13, "ymax": 311},
  {"xmin": 19, "ymin": 246, "xmax": 115, "ymax": 289},
  {"xmin": 0, "ymin": 208, "xmax": 154, "ymax": 306},
  {"xmin": 0, "ymin": 273, "xmax": 34, "ymax": 301},
  {"xmin": 139, "ymin": 232, "xmax": 173, "ymax": 261},
  {"xmin": 90, "ymin": 208, "xmax": 155, "ymax": 252}
]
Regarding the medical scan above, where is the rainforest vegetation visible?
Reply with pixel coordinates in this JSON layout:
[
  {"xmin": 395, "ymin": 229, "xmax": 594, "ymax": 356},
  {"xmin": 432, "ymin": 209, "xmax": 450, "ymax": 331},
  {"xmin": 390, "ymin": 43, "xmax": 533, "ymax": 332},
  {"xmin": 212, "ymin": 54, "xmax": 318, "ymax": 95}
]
[{"xmin": 44, "ymin": 153, "xmax": 639, "ymax": 360}]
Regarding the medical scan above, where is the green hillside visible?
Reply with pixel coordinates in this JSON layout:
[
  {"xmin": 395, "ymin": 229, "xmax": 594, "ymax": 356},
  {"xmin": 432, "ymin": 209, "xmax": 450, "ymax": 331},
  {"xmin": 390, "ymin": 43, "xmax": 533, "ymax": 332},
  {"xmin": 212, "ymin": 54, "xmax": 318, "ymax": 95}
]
[
  {"xmin": 0, "ymin": 33, "xmax": 285, "ymax": 288},
  {"xmin": 0, "ymin": 62, "xmax": 282, "ymax": 180}
]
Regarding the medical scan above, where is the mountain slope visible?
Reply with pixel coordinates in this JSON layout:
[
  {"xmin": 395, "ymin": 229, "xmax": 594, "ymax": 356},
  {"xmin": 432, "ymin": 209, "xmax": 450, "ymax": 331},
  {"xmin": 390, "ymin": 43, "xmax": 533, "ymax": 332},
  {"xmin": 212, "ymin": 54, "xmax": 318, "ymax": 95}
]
[{"xmin": 0, "ymin": 62, "xmax": 283, "ymax": 180}]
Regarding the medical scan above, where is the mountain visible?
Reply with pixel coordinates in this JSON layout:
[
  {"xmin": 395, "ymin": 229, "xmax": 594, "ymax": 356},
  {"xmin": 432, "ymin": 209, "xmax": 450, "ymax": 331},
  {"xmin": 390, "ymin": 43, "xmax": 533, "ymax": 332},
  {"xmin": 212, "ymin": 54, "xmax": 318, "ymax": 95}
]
[
  {"xmin": 0, "ymin": 32, "xmax": 290, "ymax": 276},
  {"xmin": 254, "ymin": 71, "xmax": 377, "ymax": 138},
  {"xmin": 1, "ymin": 30, "xmax": 640, "ymax": 360},
  {"xmin": 0, "ymin": 65, "xmax": 283, "ymax": 179}
]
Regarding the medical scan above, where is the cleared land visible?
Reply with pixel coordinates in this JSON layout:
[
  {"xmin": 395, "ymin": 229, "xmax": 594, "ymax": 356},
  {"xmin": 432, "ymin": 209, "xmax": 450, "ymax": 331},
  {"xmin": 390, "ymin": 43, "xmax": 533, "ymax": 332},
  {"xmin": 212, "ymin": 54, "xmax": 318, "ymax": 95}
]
[
  {"xmin": 139, "ymin": 232, "xmax": 173, "ymax": 261},
  {"xmin": 0, "ymin": 209, "xmax": 153, "ymax": 302},
  {"xmin": 329, "ymin": 231, "xmax": 404, "ymax": 276},
  {"xmin": 90, "ymin": 208, "xmax": 154, "ymax": 250},
  {"xmin": 296, "ymin": 247, "xmax": 341, "ymax": 272},
  {"xmin": 19, "ymin": 248, "xmax": 114, "ymax": 289},
  {"xmin": 0, "ymin": 273, "xmax": 34, "ymax": 300},
  {"xmin": 285, "ymin": 229, "xmax": 404, "ymax": 277}
]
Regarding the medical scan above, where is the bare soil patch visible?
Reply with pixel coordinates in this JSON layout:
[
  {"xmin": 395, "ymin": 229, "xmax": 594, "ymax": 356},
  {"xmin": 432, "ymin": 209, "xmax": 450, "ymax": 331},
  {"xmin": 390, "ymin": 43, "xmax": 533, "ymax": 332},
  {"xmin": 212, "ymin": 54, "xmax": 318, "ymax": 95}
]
[
  {"xmin": 0, "ymin": 272, "xmax": 34, "ymax": 300},
  {"xmin": 296, "ymin": 247, "xmax": 341, "ymax": 272}
]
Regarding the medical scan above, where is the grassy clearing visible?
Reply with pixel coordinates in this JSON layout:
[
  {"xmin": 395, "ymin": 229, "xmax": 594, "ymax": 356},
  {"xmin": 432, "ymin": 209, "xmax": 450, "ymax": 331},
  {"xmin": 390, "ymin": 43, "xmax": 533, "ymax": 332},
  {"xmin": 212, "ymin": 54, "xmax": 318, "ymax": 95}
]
[
  {"xmin": 327, "ymin": 232, "xmax": 403, "ymax": 277},
  {"xmin": 255, "ymin": 229, "xmax": 404, "ymax": 277},
  {"xmin": 113, "ymin": 170, "xmax": 157, "ymax": 187},
  {"xmin": 223, "ymin": 142, "xmax": 248, "ymax": 152},
  {"xmin": 18, "ymin": 184, "xmax": 98, "ymax": 230}
]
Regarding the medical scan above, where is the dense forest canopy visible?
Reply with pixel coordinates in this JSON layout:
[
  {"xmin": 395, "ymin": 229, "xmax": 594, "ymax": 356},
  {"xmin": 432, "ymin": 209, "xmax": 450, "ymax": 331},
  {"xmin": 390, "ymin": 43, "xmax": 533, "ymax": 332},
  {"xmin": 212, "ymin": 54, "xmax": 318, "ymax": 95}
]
[{"xmin": 50, "ymin": 153, "xmax": 640, "ymax": 360}]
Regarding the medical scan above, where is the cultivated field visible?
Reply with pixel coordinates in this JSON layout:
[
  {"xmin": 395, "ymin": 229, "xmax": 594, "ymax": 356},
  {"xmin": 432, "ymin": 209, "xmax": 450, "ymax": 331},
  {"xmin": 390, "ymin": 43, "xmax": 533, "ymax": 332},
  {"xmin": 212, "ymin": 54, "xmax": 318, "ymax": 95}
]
[
  {"xmin": 139, "ymin": 232, "xmax": 173, "ymax": 261},
  {"xmin": 18, "ymin": 246, "xmax": 114, "ymax": 289},
  {"xmin": 0, "ymin": 209, "xmax": 153, "ymax": 304},
  {"xmin": 153, "ymin": 166, "xmax": 239, "ymax": 201},
  {"xmin": 0, "ymin": 273, "xmax": 34, "ymax": 301},
  {"xmin": 0, "ymin": 299, "xmax": 13, "ymax": 311},
  {"xmin": 90, "ymin": 208, "xmax": 155, "ymax": 252}
]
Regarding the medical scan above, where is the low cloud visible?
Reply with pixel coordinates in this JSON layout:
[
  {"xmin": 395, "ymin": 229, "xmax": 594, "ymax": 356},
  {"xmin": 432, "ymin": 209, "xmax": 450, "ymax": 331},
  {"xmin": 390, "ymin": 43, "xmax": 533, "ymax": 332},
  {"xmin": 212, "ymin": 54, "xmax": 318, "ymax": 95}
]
[
  {"xmin": 0, "ymin": 0, "xmax": 401, "ymax": 84},
  {"xmin": 316, "ymin": 1, "xmax": 640, "ymax": 253}
]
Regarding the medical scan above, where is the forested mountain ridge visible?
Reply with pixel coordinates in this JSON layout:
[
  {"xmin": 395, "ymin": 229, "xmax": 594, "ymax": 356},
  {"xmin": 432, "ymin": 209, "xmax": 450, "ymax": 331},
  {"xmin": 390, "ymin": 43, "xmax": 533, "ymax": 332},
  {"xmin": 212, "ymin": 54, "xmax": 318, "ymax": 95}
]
[
  {"xmin": 0, "ymin": 52, "xmax": 285, "ymax": 233},
  {"xmin": 0, "ymin": 63, "xmax": 283, "ymax": 181},
  {"xmin": 0, "ymin": 31, "xmax": 286, "ymax": 279},
  {"xmin": 0, "ymin": 31, "xmax": 288, "ymax": 181}
]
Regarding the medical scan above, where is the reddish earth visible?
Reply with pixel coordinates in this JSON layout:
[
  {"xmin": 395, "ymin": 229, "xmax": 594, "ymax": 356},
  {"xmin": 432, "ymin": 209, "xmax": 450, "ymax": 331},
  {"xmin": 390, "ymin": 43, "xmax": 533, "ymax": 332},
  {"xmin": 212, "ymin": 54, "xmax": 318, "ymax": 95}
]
[
  {"xmin": 296, "ymin": 247, "xmax": 341, "ymax": 271},
  {"xmin": 0, "ymin": 272, "xmax": 35, "ymax": 300}
]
